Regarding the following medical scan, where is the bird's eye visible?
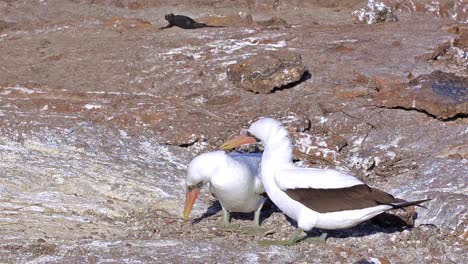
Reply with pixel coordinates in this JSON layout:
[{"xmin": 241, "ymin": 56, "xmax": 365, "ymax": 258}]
[{"xmin": 187, "ymin": 185, "xmax": 194, "ymax": 191}]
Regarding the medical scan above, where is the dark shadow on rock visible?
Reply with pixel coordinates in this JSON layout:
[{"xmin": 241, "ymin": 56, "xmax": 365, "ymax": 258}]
[
  {"xmin": 315, "ymin": 212, "xmax": 414, "ymax": 239},
  {"xmin": 372, "ymin": 211, "xmax": 415, "ymax": 228},
  {"xmin": 266, "ymin": 211, "xmax": 416, "ymax": 238},
  {"xmin": 442, "ymin": 113, "xmax": 468, "ymax": 121},
  {"xmin": 271, "ymin": 70, "xmax": 312, "ymax": 93},
  {"xmin": 355, "ymin": 260, "xmax": 375, "ymax": 264},
  {"xmin": 323, "ymin": 222, "xmax": 408, "ymax": 239},
  {"xmin": 257, "ymin": 197, "xmax": 281, "ymax": 225},
  {"xmin": 192, "ymin": 200, "xmax": 222, "ymax": 224},
  {"xmin": 192, "ymin": 196, "xmax": 278, "ymax": 225}
]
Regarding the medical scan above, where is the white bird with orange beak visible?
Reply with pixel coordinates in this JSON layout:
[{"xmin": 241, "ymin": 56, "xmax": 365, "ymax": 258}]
[
  {"xmin": 183, "ymin": 150, "xmax": 266, "ymax": 226},
  {"xmin": 221, "ymin": 118, "xmax": 430, "ymax": 245}
]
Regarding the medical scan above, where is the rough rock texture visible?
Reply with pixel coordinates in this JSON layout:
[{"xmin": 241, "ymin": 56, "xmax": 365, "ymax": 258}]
[
  {"xmin": 383, "ymin": 0, "xmax": 468, "ymax": 23},
  {"xmin": 374, "ymin": 71, "xmax": 468, "ymax": 119},
  {"xmin": 227, "ymin": 51, "xmax": 307, "ymax": 93},
  {"xmin": 351, "ymin": 0, "xmax": 398, "ymax": 24},
  {"xmin": 0, "ymin": 0, "xmax": 467, "ymax": 263}
]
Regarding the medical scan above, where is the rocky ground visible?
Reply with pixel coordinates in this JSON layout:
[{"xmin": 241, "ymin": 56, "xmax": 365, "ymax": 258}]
[{"xmin": 0, "ymin": 0, "xmax": 467, "ymax": 263}]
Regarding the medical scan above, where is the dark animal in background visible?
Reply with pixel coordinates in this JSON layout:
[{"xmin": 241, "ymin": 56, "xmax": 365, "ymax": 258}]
[{"xmin": 160, "ymin": 13, "xmax": 224, "ymax": 30}]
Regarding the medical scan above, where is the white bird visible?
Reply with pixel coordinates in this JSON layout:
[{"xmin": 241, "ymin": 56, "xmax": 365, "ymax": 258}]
[
  {"xmin": 221, "ymin": 117, "xmax": 429, "ymax": 244},
  {"xmin": 183, "ymin": 150, "xmax": 266, "ymax": 226}
]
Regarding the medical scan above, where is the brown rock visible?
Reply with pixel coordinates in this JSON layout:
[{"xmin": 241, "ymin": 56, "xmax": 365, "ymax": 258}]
[
  {"xmin": 333, "ymin": 85, "xmax": 371, "ymax": 99},
  {"xmin": 370, "ymin": 75, "xmax": 406, "ymax": 92},
  {"xmin": 199, "ymin": 15, "xmax": 290, "ymax": 28},
  {"xmin": 333, "ymin": 44, "xmax": 354, "ymax": 53},
  {"xmin": 198, "ymin": 15, "xmax": 247, "ymax": 27},
  {"xmin": 256, "ymin": 17, "xmax": 290, "ymax": 28},
  {"xmin": 436, "ymin": 143, "xmax": 468, "ymax": 159},
  {"xmin": 452, "ymin": 24, "xmax": 468, "ymax": 49},
  {"xmin": 103, "ymin": 18, "xmax": 154, "ymax": 33},
  {"xmin": 374, "ymin": 71, "xmax": 468, "ymax": 119},
  {"xmin": 227, "ymin": 51, "xmax": 307, "ymax": 94},
  {"xmin": 0, "ymin": 20, "xmax": 15, "ymax": 31}
]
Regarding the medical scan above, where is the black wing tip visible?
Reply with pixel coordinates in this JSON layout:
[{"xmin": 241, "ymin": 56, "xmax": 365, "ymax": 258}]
[{"xmin": 393, "ymin": 198, "xmax": 432, "ymax": 209}]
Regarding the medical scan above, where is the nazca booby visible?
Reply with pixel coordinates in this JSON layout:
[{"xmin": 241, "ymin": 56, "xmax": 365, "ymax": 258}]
[
  {"xmin": 221, "ymin": 118, "xmax": 430, "ymax": 244},
  {"xmin": 183, "ymin": 150, "xmax": 266, "ymax": 226}
]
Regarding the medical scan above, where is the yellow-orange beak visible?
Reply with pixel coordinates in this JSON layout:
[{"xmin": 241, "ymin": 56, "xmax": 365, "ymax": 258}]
[
  {"xmin": 220, "ymin": 132, "xmax": 257, "ymax": 150},
  {"xmin": 183, "ymin": 187, "xmax": 200, "ymax": 220}
]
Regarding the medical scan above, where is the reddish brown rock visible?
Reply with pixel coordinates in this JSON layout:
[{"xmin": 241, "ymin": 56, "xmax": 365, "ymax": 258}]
[
  {"xmin": 227, "ymin": 51, "xmax": 307, "ymax": 94},
  {"xmin": 370, "ymin": 75, "xmax": 407, "ymax": 91},
  {"xmin": 454, "ymin": 24, "xmax": 468, "ymax": 48},
  {"xmin": 374, "ymin": 71, "xmax": 468, "ymax": 119},
  {"xmin": 333, "ymin": 85, "xmax": 371, "ymax": 99}
]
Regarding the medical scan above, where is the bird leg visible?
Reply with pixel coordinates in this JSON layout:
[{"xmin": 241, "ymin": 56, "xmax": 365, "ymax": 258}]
[
  {"xmin": 254, "ymin": 197, "xmax": 267, "ymax": 226},
  {"xmin": 222, "ymin": 206, "xmax": 230, "ymax": 227},
  {"xmin": 215, "ymin": 206, "xmax": 240, "ymax": 230},
  {"xmin": 237, "ymin": 198, "xmax": 270, "ymax": 235},
  {"xmin": 257, "ymin": 229, "xmax": 307, "ymax": 246}
]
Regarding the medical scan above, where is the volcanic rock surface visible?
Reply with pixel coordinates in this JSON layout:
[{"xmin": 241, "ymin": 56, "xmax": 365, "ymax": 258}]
[
  {"xmin": 374, "ymin": 71, "xmax": 468, "ymax": 119},
  {"xmin": 227, "ymin": 50, "xmax": 307, "ymax": 93},
  {"xmin": 0, "ymin": 0, "xmax": 466, "ymax": 263}
]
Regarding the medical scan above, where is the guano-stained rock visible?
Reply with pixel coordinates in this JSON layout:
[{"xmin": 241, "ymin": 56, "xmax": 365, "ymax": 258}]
[{"xmin": 351, "ymin": 0, "xmax": 398, "ymax": 24}]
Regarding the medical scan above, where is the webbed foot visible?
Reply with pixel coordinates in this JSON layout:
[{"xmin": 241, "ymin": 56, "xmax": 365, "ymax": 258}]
[
  {"xmin": 300, "ymin": 232, "xmax": 328, "ymax": 244},
  {"xmin": 258, "ymin": 229, "xmax": 306, "ymax": 246}
]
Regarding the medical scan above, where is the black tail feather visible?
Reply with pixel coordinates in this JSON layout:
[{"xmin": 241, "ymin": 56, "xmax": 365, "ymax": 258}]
[{"xmin": 391, "ymin": 198, "xmax": 431, "ymax": 209}]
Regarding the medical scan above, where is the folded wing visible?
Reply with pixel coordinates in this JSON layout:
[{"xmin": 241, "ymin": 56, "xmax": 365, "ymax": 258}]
[
  {"xmin": 274, "ymin": 168, "xmax": 364, "ymax": 190},
  {"xmin": 274, "ymin": 168, "xmax": 409, "ymax": 213}
]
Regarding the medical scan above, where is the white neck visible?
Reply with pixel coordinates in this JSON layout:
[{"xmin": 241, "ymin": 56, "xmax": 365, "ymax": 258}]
[
  {"xmin": 260, "ymin": 129, "xmax": 300, "ymax": 219},
  {"xmin": 261, "ymin": 127, "xmax": 293, "ymax": 170}
]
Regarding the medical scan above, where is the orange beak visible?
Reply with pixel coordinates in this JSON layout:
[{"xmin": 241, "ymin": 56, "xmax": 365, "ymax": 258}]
[
  {"xmin": 183, "ymin": 187, "xmax": 200, "ymax": 220},
  {"xmin": 220, "ymin": 132, "xmax": 257, "ymax": 150}
]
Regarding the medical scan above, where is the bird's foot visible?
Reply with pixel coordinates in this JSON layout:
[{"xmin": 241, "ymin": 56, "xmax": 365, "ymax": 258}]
[
  {"xmin": 257, "ymin": 229, "xmax": 306, "ymax": 246},
  {"xmin": 300, "ymin": 232, "xmax": 328, "ymax": 244}
]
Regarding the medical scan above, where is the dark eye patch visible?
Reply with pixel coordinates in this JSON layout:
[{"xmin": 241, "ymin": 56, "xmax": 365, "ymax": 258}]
[
  {"xmin": 187, "ymin": 182, "xmax": 204, "ymax": 191},
  {"xmin": 246, "ymin": 132, "xmax": 260, "ymax": 142}
]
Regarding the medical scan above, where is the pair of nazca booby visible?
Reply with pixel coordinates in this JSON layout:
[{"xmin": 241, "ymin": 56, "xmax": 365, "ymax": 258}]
[{"xmin": 183, "ymin": 118, "xmax": 429, "ymax": 244}]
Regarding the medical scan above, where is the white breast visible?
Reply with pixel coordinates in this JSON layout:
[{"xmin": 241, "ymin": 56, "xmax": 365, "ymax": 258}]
[{"xmin": 210, "ymin": 153, "xmax": 263, "ymax": 213}]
